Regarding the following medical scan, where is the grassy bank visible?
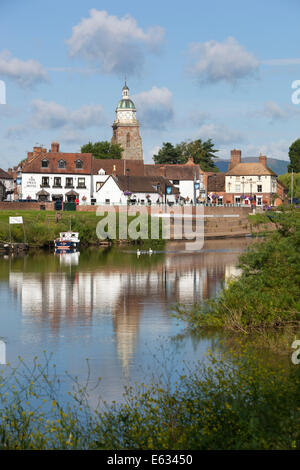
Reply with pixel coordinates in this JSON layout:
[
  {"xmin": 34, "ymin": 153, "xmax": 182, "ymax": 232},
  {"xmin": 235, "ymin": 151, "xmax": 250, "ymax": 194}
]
[
  {"xmin": 0, "ymin": 210, "xmax": 164, "ymax": 248},
  {"xmin": 174, "ymin": 207, "xmax": 300, "ymax": 334},
  {"xmin": 0, "ymin": 349, "xmax": 299, "ymax": 450}
]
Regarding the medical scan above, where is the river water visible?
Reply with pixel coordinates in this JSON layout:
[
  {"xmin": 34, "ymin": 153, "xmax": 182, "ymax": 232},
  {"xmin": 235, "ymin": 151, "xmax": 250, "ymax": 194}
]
[{"xmin": 0, "ymin": 238, "xmax": 253, "ymax": 405}]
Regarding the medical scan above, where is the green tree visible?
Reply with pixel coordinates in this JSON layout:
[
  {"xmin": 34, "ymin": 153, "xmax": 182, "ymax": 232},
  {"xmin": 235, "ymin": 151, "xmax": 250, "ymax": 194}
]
[
  {"xmin": 278, "ymin": 173, "xmax": 300, "ymax": 200},
  {"xmin": 153, "ymin": 142, "xmax": 183, "ymax": 164},
  {"xmin": 288, "ymin": 139, "xmax": 300, "ymax": 172},
  {"xmin": 176, "ymin": 138, "xmax": 219, "ymax": 171},
  {"xmin": 81, "ymin": 141, "xmax": 123, "ymax": 159}
]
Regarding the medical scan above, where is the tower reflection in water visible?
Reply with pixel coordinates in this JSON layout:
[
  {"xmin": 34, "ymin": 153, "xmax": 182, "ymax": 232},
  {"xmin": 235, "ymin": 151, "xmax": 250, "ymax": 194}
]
[{"xmin": 6, "ymin": 239, "xmax": 250, "ymax": 377}]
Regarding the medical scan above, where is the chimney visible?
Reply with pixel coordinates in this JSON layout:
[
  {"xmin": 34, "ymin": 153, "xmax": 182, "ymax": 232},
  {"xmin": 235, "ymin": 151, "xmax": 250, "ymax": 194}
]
[
  {"xmin": 51, "ymin": 142, "xmax": 60, "ymax": 153},
  {"xmin": 186, "ymin": 156, "xmax": 194, "ymax": 165},
  {"xmin": 33, "ymin": 146, "xmax": 42, "ymax": 157},
  {"xmin": 229, "ymin": 149, "xmax": 241, "ymax": 170},
  {"xmin": 259, "ymin": 153, "xmax": 267, "ymax": 167}
]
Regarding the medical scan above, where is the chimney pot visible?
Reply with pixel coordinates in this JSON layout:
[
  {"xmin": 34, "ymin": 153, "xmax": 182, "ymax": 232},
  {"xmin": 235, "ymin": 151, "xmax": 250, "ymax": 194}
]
[
  {"xmin": 51, "ymin": 142, "xmax": 60, "ymax": 153},
  {"xmin": 259, "ymin": 154, "xmax": 267, "ymax": 167},
  {"xmin": 229, "ymin": 149, "xmax": 241, "ymax": 169}
]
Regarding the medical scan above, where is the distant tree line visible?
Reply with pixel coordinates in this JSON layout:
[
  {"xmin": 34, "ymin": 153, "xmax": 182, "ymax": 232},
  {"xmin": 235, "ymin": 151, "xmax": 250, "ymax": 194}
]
[
  {"xmin": 153, "ymin": 139, "xmax": 219, "ymax": 171},
  {"xmin": 81, "ymin": 141, "xmax": 123, "ymax": 159}
]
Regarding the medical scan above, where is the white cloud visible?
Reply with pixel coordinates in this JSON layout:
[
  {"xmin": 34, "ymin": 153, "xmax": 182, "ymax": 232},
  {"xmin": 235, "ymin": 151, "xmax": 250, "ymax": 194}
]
[
  {"xmin": 187, "ymin": 37, "xmax": 259, "ymax": 85},
  {"xmin": 146, "ymin": 145, "xmax": 161, "ymax": 163},
  {"xmin": 257, "ymin": 101, "xmax": 300, "ymax": 121},
  {"xmin": 196, "ymin": 122, "xmax": 244, "ymax": 145},
  {"xmin": 4, "ymin": 124, "xmax": 27, "ymax": 140},
  {"xmin": 59, "ymin": 128, "xmax": 84, "ymax": 144},
  {"xmin": 0, "ymin": 50, "xmax": 49, "ymax": 88},
  {"xmin": 243, "ymin": 141, "xmax": 290, "ymax": 161},
  {"xmin": 66, "ymin": 9, "xmax": 165, "ymax": 75},
  {"xmin": 133, "ymin": 86, "xmax": 174, "ymax": 129},
  {"xmin": 29, "ymin": 99, "xmax": 106, "ymax": 130}
]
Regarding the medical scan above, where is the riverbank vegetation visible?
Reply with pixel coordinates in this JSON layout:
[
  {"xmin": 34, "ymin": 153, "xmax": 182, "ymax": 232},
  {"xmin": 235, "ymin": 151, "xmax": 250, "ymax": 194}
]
[
  {"xmin": 175, "ymin": 207, "xmax": 300, "ymax": 334},
  {"xmin": 0, "ymin": 348, "xmax": 299, "ymax": 450},
  {"xmin": 0, "ymin": 210, "xmax": 164, "ymax": 248}
]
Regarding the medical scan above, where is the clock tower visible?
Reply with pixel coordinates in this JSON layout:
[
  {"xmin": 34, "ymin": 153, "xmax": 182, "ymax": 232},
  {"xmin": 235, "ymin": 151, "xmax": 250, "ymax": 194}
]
[{"xmin": 111, "ymin": 82, "xmax": 143, "ymax": 161}]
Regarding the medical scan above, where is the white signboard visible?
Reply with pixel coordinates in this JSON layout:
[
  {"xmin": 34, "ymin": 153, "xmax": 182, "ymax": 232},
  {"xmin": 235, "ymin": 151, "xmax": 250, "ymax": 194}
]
[{"xmin": 9, "ymin": 216, "xmax": 23, "ymax": 224}]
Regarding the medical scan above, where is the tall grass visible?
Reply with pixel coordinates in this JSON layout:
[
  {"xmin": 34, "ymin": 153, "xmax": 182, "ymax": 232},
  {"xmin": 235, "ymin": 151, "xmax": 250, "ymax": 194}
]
[
  {"xmin": 174, "ymin": 207, "xmax": 300, "ymax": 334},
  {"xmin": 0, "ymin": 348, "xmax": 299, "ymax": 450}
]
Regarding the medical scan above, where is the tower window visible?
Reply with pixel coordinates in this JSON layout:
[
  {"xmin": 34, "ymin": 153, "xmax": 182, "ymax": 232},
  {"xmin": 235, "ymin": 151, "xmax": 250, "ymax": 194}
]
[{"xmin": 126, "ymin": 133, "xmax": 130, "ymax": 148}]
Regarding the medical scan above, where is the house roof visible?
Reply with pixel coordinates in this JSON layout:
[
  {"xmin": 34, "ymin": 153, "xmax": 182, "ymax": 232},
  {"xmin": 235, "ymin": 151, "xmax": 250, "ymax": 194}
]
[
  {"xmin": 226, "ymin": 162, "xmax": 277, "ymax": 176},
  {"xmin": 0, "ymin": 168, "xmax": 13, "ymax": 179},
  {"xmin": 144, "ymin": 163, "xmax": 203, "ymax": 180},
  {"xmin": 22, "ymin": 153, "xmax": 92, "ymax": 174},
  {"xmin": 207, "ymin": 173, "xmax": 225, "ymax": 192},
  {"xmin": 105, "ymin": 175, "xmax": 179, "ymax": 194},
  {"xmin": 92, "ymin": 158, "xmax": 145, "ymax": 176}
]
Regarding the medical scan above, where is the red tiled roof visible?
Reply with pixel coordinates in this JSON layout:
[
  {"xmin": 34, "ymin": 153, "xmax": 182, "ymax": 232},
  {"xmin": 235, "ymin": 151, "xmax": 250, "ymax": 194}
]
[
  {"xmin": 22, "ymin": 153, "xmax": 92, "ymax": 174},
  {"xmin": 144, "ymin": 163, "xmax": 203, "ymax": 180},
  {"xmin": 226, "ymin": 162, "xmax": 277, "ymax": 176},
  {"xmin": 0, "ymin": 168, "xmax": 13, "ymax": 179},
  {"xmin": 108, "ymin": 175, "xmax": 179, "ymax": 194},
  {"xmin": 207, "ymin": 173, "xmax": 225, "ymax": 192},
  {"xmin": 92, "ymin": 158, "xmax": 144, "ymax": 176}
]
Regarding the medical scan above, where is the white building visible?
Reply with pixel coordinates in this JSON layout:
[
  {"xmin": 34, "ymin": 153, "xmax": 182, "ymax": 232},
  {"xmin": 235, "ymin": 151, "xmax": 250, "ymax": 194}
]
[
  {"xmin": 20, "ymin": 142, "xmax": 93, "ymax": 204},
  {"xmin": 94, "ymin": 174, "xmax": 178, "ymax": 205},
  {"xmin": 0, "ymin": 168, "xmax": 14, "ymax": 201},
  {"xmin": 225, "ymin": 150, "xmax": 278, "ymax": 206}
]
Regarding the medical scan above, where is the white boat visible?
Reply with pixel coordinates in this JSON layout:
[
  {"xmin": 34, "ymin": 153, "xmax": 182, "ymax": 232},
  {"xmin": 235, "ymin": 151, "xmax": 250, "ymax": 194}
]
[{"xmin": 54, "ymin": 231, "xmax": 80, "ymax": 251}]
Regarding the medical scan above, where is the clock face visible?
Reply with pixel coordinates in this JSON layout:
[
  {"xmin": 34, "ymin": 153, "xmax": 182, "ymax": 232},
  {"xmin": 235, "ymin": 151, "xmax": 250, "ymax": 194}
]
[{"xmin": 117, "ymin": 110, "xmax": 135, "ymax": 121}]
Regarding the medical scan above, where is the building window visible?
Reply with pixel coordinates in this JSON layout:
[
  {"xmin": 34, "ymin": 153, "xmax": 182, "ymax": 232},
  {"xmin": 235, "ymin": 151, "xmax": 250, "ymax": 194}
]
[
  {"xmin": 75, "ymin": 159, "xmax": 83, "ymax": 169},
  {"xmin": 54, "ymin": 177, "xmax": 61, "ymax": 187},
  {"xmin": 41, "ymin": 159, "xmax": 49, "ymax": 168},
  {"xmin": 235, "ymin": 184, "xmax": 241, "ymax": 192},
  {"xmin": 65, "ymin": 177, "xmax": 73, "ymax": 188},
  {"xmin": 173, "ymin": 180, "xmax": 179, "ymax": 185},
  {"xmin": 77, "ymin": 177, "xmax": 86, "ymax": 189},
  {"xmin": 58, "ymin": 159, "xmax": 66, "ymax": 169},
  {"xmin": 96, "ymin": 182, "xmax": 104, "ymax": 192},
  {"xmin": 257, "ymin": 184, "xmax": 262, "ymax": 193},
  {"xmin": 126, "ymin": 133, "xmax": 130, "ymax": 148},
  {"xmin": 41, "ymin": 177, "xmax": 49, "ymax": 187}
]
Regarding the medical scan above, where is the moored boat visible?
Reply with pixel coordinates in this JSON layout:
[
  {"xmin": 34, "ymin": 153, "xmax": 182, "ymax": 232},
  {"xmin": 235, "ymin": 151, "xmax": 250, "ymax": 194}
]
[{"xmin": 54, "ymin": 231, "xmax": 80, "ymax": 251}]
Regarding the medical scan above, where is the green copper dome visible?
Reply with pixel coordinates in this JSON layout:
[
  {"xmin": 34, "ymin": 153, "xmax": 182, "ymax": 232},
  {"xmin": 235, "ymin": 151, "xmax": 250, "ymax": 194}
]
[{"xmin": 117, "ymin": 99, "xmax": 136, "ymax": 110}]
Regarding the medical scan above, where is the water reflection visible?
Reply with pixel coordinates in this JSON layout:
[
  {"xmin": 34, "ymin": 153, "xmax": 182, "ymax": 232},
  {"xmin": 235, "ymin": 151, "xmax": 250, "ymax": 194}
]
[{"xmin": 0, "ymin": 238, "xmax": 253, "ymax": 402}]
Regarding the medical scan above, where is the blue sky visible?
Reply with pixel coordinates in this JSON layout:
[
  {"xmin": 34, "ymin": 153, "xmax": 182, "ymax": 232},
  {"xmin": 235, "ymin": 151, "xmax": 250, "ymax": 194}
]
[{"xmin": 0, "ymin": 0, "xmax": 300, "ymax": 169}]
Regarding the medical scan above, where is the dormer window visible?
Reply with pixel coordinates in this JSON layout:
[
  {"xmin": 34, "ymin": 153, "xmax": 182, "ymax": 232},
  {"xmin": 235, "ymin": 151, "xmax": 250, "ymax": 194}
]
[
  {"xmin": 75, "ymin": 159, "xmax": 83, "ymax": 169},
  {"xmin": 58, "ymin": 159, "xmax": 66, "ymax": 169},
  {"xmin": 41, "ymin": 159, "xmax": 49, "ymax": 168}
]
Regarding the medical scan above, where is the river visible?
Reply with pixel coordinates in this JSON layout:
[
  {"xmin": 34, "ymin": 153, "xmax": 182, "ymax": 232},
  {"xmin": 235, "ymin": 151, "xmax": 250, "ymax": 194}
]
[{"xmin": 0, "ymin": 238, "xmax": 253, "ymax": 405}]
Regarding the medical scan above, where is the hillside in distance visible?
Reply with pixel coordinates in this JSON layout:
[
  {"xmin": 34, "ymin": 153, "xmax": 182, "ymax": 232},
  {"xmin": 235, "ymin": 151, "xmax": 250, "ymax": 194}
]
[{"xmin": 215, "ymin": 157, "xmax": 289, "ymax": 175}]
